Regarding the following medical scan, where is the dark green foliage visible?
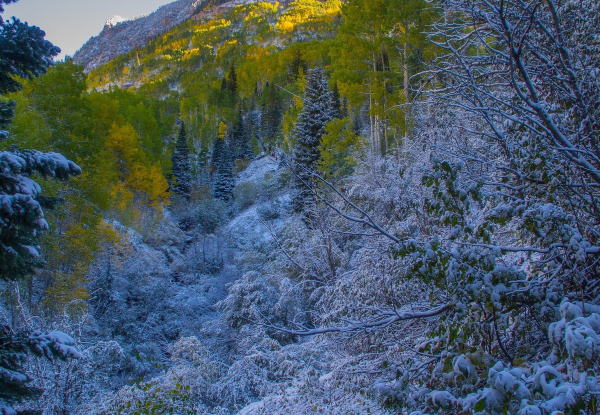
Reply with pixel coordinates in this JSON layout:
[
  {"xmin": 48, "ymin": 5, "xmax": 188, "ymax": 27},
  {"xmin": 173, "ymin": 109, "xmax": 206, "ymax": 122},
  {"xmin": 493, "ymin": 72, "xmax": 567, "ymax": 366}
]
[
  {"xmin": 0, "ymin": 17, "xmax": 60, "ymax": 94},
  {"xmin": 0, "ymin": 326, "xmax": 81, "ymax": 412},
  {"xmin": 259, "ymin": 83, "xmax": 284, "ymax": 152},
  {"xmin": 171, "ymin": 122, "xmax": 192, "ymax": 199},
  {"xmin": 211, "ymin": 136, "xmax": 234, "ymax": 202},
  {"xmin": 226, "ymin": 64, "xmax": 237, "ymax": 95},
  {"xmin": 0, "ymin": 9, "xmax": 59, "ymax": 141},
  {"xmin": 231, "ymin": 111, "xmax": 252, "ymax": 161},
  {"xmin": 291, "ymin": 67, "xmax": 335, "ymax": 212},
  {"xmin": 331, "ymin": 82, "xmax": 342, "ymax": 119},
  {"xmin": 0, "ymin": 150, "xmax": 82, "ymax": 280},
  {"xmin": 196, "ymin": 197, "xmax": 227, "ymax": 234},
  {"xmin": 0, "ymin": 99, "xmax": 14, "ymax": 139},
  {"xmin": 288, "ymin": 49, "xmax": 308, "ymax": 80}
]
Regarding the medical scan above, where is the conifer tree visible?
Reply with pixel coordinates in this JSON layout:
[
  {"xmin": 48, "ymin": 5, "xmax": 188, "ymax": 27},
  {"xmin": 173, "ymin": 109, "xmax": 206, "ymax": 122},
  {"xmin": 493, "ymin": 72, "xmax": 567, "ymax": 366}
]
[
  {"xmin": 195, "ymin": 147, "xmax": 210, "ymax": 190},
  {"xmin": 231, "ymin": 111, "xmax": 252, "ymax": 161},
  {"xmin": 331, "ymin": 82, "xmax": 342, "ymax": 119},
  {"xmin": 171, "ymin": 121, "xmax": 192, "ymax": 200},
  {"xmin": 0, "ymin": 1, "xmax": 82, "ymax": 412},
  {"xmin": 259, "ymin": 83, "xmax": 284, "ymax": 153},
  {"xmin": 291, "ymin": 67, "xmax": 336, "ymax": 212},
  {"xmin": 211, "ymin": 135, "xmax": 234, "ymax": 202},
  {"xmin": 227, "ymin": 64, "xmax": 237, "ymax": 95}
]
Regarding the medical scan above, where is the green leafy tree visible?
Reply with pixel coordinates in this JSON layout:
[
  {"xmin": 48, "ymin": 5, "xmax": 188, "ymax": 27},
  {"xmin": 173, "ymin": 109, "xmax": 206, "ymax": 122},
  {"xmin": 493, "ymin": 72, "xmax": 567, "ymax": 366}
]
[{"xmin": 334, "ymin": 0, "xmax": 437, "ymax": 153}]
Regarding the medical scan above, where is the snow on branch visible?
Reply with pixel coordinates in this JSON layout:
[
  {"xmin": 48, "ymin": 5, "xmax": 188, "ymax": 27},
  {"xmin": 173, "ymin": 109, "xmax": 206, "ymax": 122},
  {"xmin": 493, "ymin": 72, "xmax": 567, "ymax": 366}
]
[{"xmin": 266, "ymin": 303, "xmax": 453, "ymax": 336}]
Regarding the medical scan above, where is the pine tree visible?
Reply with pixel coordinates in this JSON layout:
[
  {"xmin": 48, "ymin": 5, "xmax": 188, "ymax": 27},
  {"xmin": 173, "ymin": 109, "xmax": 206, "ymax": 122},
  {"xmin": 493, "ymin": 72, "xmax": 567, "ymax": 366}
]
[
  {"xmin": 291, "ymin": 67, "xmax": 335, "ymax": 212},
  {"xmin": 0, "ymin": 1, "xmax": 82, "ymax": 412},
  {"xmin": 288, "ymin": 49, "xmax": 307, "ymax": 80},
  {"xmin": 195, "ymin": 147, "xmax": 210, "ymax": 190},
  {"xmin": 227, "ymin": 64, "xmax": 237, "ymax": 95},
  {"xmin": 260, "ymin": 82, "xmax": 283, "ymax": 152},
  {"xmin": 341, "ymin": 96, "xmax": 349, "ymax": 118},
  {"xmin": 331, "ymin": 82, "xmax": 342, "ymax": 119},
  {"xmin": 0, "ymin": 6, "xmax": 59, "ymax": 140},
  {"xmin": 211, "ymin": 136, "xmax": 234, "ymax": 202},
  {"xmin": 171, "ymin": 121, "xmax": 192, "ymax": 200},
  {"xmin": 231, "ymin": 111, "xmax": 252, "ymax": 161},
  {"xmin": 0, "ymin": 99, "xmax": 13, "ymax": 139}
]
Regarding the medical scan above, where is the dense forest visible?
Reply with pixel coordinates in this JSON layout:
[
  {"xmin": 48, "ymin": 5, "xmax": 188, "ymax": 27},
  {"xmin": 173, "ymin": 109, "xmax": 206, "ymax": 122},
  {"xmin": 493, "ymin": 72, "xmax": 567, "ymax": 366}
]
[{"xmin": 1, "ymin": 0, "xmax": 599, "ymax": 414}]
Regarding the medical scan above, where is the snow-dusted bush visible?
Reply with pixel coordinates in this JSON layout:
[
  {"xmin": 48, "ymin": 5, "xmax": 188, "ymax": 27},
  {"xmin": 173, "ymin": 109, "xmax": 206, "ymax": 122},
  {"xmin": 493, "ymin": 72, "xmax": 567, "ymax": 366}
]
[
  {"xmin": 196, "ymin": 197, "xmax": 228, "ymax": 235},
  {"xmin": 233, "ymin": 181, "xmax": 259, "ymax": 212},
  {"xmin": 256, "ymin": 200, "xmax": 282, "ymax": 221},
  {"xmin": 219, "ymin": 271, "xmax": 305, "ymax": 333},
  {"xmin": 93, "ymin": 337, "xmax": 226, "ymax": 415}
]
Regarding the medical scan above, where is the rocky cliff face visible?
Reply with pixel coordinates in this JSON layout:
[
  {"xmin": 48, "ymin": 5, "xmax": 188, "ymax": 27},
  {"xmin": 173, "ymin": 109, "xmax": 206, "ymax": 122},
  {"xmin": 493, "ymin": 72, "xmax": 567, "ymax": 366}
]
[{"xmin": 73, "ymin": 0, "xmax": 205, "ymax": 72}]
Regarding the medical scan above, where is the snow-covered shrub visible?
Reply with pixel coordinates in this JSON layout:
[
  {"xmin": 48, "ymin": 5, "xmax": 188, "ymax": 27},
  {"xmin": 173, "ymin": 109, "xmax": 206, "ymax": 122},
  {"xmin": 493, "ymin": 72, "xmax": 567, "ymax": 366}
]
[
  {"xmin": 141, "ymin": 213, "xmax": 187, "ymax": 249},
  {"xmin": 196, "ymin": 197, "xmax": 228, "ymax": 234},
  {"xmin": 219, "ymin": 271, "xmax": 305, "ymax": 333},
  {"xmin": 257, "ymin": 202, "xmax": 280, "ymax": 221},
  {"xmin": 233, "ymin": 181, "xmax": 259, "ymax": 212},
  {"xmin": 94, "ymin": 337, "xmax": 225, "ymax": 415},
  {"xmin": 365, "ymin": 0, "xmax": 600, "ymax": 411}
]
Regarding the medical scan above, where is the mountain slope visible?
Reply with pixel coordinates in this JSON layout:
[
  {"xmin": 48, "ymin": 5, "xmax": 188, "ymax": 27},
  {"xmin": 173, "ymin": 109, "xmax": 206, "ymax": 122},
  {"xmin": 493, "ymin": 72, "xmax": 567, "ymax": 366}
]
[{"xmin": 73, "ymin": 0, "xmax": 207, "ymax": 72}]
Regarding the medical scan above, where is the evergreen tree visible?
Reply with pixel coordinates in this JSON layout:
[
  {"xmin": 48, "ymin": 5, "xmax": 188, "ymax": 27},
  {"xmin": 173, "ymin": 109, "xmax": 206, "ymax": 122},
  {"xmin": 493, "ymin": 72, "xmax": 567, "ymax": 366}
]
[
  {"xmin": 211, "ymin": 136, "xmax": 234, "ymax": 202},
  {"xmin": 260, "ymin": 83, "xmax": 283, "ymax": 152},
  {"xmin": 231, "ymin": 111, "xmax": 252, "ymax": 161},
  {"xmin": 0, "ymin": 1, "xmax": 82, "ymax": 412},
  {"xmin": 171, "ymin": 121, "xmax": 192, "ymax": 200},
  {"xmin": 0, "ymin": 5, "xmax": 59, "ymax": 140},
  {"xmin": 331, "ymin": 82, "xmax": 342, "ymax": 119},
  {"xmin": 288, "ymin": 49, "xmax": 307, "ymax": 80},
  {"xmin": 227, "ymin": 64, "xmax": 237, "ymax": 95},
  {"xmin": 0, "ymin": 99, "xmax": 13, "ymax": 139},
  {"xmin": 291, "ymin": 67, "xmax": 336, "ymax": 212},
  {"xmin": 195, "ymin": 147, "xmax": 210, "ymax": 190},
  {"xmin": 341, "ymin": 96, "xmax": 349, "ymax": 118}
]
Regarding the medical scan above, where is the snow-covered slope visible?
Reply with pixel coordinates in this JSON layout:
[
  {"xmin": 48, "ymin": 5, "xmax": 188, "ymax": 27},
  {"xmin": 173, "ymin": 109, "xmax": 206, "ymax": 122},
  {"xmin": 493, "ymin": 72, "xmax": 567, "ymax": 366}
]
[{"xmin": 73, "ymin": 0, "xmax": 205, "ymax": 72}]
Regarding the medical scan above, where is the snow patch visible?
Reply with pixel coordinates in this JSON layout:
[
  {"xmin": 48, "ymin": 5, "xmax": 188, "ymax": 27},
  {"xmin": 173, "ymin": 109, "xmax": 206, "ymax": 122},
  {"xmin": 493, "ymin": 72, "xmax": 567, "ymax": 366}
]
[
  {"xmin": 105, "ymin": 15, "xmax": 126, "ymax": 28},
  {"xmin": 236, "ymin": 155, "xmax": 279, "ymax": 186}
]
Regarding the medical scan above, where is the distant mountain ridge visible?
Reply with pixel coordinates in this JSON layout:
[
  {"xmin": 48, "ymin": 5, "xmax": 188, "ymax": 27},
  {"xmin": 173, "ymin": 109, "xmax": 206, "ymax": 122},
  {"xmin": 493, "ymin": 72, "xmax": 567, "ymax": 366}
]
[{"xmin": 73, "ymin": 0, "xmax": 208, "ymax": 72}]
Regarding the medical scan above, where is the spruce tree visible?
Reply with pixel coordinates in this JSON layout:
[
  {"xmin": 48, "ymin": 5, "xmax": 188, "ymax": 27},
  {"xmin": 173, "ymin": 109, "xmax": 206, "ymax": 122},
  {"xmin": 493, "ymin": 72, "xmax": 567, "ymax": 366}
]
[
  {"xmin": 260, "ymin": 83, "xmax": 283, "ymax": 152},
  {"xmin": 0, "ymin": 1, "xmax": 82, "ymax": 412},
  {"xmin": 227, "ymin": 64, "xmax": 237, "ymax": 95},
  {"xmin": 291, "ymin": 67, "xmax": 335, "ymax": 212},
  {"xmin": 231, "ymin": 111, "xmax": 252, "ymax": 161},
  {"xmin": 171, "ymin": 121, "xmax": 192, "ymax": 200},
  {"xmin": 195, "ymin": 147, "xmax": 210, "ymax": 190},
  {"xmin": 211, "ymin": 135, "xmax": 234, "ymax": 202},
  {"xmin": 331, "ymin": 82, "xmax": 342, "ymax": 119}
]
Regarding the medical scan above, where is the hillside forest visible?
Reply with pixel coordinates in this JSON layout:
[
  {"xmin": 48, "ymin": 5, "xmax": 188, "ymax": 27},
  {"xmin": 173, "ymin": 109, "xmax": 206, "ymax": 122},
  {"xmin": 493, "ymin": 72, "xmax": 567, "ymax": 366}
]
[{"xmin": 0, "ymin": 0, "xmax": 599, "ymax": 414}]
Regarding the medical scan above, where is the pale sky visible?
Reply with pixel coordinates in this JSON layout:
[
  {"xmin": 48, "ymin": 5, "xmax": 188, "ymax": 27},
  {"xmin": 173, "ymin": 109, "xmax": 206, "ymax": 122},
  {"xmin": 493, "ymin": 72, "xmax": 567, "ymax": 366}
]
[{"xmin": 4, "ymin": 0, "xmax": 175, "ymax": 59}]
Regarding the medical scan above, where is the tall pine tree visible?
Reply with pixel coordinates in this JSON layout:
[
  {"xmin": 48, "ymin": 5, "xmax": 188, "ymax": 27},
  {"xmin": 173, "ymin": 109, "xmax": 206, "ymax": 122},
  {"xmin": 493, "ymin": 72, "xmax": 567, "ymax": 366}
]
[
  {"xmin": 211, "ymin": 135, "xmax": 234, "ymax": 202},
  {"xmin": 0, "ymin": 1, "xmax": 82, "ymax": 412},
  {"xmin": 331, "ymin": 82, "xmax": 342, "ymax": 119},
  {"xmin": 231, "ymin": 110, "xmax": 252, "ymax": 161},
  {"xmin": 171, "ymin": 121, "xmax": 192, "ymax": 200},
  {"xmin": 291, "ymin": 67, "xmax": 335, "ymax": 212}
]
